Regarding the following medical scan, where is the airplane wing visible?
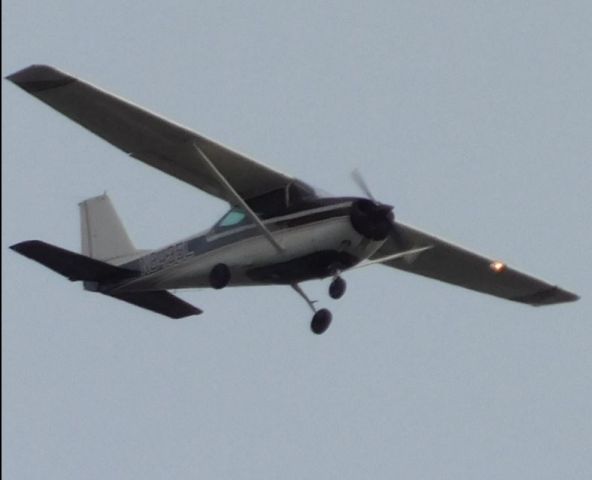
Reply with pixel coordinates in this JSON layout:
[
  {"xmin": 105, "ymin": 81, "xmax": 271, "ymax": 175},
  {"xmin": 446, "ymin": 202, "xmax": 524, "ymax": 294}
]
[
  {"xmin": 6, "ymin": 65, "xmax": 296, "ymax": 203},
  {"xmin": 370, "ymin": 223, "xmax": 579, "ymax": 306}
]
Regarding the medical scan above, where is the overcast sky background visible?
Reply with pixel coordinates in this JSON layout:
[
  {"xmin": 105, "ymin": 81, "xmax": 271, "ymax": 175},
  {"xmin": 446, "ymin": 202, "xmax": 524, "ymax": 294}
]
[{"xmin": 3, "ymin": 1, "xmax": 591, "ymax": 479}]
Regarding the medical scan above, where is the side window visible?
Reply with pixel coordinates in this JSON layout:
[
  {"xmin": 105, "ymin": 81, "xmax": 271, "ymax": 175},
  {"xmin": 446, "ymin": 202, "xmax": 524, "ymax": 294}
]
[{"xmin": 217, "ymin": 208, "xmax": 247, "ymax": 228}]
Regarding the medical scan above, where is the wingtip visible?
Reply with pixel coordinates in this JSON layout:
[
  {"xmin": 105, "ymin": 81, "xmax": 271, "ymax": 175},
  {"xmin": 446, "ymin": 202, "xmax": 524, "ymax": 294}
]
[
  {"xmin": 167, "ymin": 303, "xmax": 204, "ymax": 318},
  {"xmin": 551, "ymin": 287, "xmax": 580, "ymax": 304},
  {"xmin": 564, "ymin": 291, "xmax": 580, "ymax": 303},
  {"xmin": 6, "ymin": 65, "xmax": 75, "ymax": 92},
  {"xmin": 176, "ymin": 306, "xmax": 204, "ymax": 319},
  {"xmin": 10, "ymin": 240, "xmax": 42, "ymax": 254},
  {"xmin": 515, "ymin": 286, "xmax": 581, "ymax": 306}
]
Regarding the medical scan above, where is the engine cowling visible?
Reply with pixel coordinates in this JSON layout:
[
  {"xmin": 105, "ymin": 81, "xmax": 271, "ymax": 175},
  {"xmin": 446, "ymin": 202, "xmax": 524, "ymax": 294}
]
[{"xmin": 349, "ymin": 199, "xmax": 394, "ymax": 241}]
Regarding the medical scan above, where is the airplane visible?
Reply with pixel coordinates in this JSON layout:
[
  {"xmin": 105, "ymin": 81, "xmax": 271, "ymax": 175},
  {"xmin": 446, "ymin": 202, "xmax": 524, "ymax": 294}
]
[{"xmin": 7, "ymin": 65, "xmax": 579, "ymax": 334}]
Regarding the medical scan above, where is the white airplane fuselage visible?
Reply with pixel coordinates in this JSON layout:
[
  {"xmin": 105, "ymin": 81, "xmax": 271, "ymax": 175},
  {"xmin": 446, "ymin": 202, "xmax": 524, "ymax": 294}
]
[{"xmin": 108, "ymin": 199, "xmax": 386, "ymax": 293}]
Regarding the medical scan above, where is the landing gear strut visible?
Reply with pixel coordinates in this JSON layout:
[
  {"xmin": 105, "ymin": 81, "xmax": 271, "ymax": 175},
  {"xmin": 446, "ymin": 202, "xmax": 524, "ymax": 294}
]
[
  {"xmin": 329, "ymin": 276, "xmax": 346, "ymax": 299},
  {"xmin": 290, "ymin": 274, "xmax": 347, "ymax": 334},
  {"xmin": 291, "ymin": 283, "xmax": 333, "ymax": 335}
]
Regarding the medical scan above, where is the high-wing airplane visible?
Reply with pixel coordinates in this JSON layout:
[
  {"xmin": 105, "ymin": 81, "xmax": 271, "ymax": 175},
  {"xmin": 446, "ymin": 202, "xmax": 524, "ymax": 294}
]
[{"xmin": 7, "ymin": 65, "xmax": 579, "ymax": 334}]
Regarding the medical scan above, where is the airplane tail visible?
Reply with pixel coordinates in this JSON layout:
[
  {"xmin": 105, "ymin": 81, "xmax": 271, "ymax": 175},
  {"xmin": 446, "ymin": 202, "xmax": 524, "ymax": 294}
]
[
  {"xmin": 11, "ymin": 193, "xmax": 201, "ymax": 319},
  {"xmin": 10, "ymin": 240, "xmax": 202, "ymax": 319},
  {"xmin": 79, "ymin": 194, "xmax": 143, "ymax": 265}
]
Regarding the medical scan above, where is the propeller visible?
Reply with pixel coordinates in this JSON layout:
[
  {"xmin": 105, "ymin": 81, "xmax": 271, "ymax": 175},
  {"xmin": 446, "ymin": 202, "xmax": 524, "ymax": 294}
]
[
  {"xmin": 350, "ymin": 169, "xmax": 409, "ymax": 250},
  {"xmin": 352, "ymin": 169, "xmax": 376, "ymax": 201}
]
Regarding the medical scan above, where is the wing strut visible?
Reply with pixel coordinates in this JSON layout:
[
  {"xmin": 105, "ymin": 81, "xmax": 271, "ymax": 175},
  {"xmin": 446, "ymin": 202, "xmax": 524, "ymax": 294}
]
[
  {"xmin": 192, "ymin": 143, "xmax": 285, "ymax": 253},
  {"xmin": 353, "ymin": 246, "xmax": 433, "ymax": 269}
]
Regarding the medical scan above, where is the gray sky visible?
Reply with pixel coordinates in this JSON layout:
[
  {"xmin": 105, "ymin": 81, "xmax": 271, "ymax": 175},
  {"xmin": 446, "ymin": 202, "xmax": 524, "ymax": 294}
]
[{"xmin": 3, "ymin": 1, "xmax": 591, "ymax": 479}]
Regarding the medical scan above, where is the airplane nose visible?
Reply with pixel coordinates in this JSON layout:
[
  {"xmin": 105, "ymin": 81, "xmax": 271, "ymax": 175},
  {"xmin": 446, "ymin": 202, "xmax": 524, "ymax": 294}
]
[
  {"xmin": 375, "ymin": 203, "xmax": 394, "ymax": 217},
  {"xmin": 349, "ymin": 199, "xmax": 395, "ymax": 241}
]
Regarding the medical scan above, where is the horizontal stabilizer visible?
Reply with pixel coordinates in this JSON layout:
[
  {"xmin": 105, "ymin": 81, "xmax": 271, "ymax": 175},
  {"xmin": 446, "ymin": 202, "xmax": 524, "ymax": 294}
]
[
  {"xmin": 107, "ymin": 291, "xmax": 202, "ymax": 319},
  {"xmin": 10, "ymin": 240, "xmax": 138, "ymax": 282}
]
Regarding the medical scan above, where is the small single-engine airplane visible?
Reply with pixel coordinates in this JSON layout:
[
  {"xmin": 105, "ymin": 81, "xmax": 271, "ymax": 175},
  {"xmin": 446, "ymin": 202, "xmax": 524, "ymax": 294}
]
[{"xmin": 8, "ymin": 65, "xmax": 579, "ymax": 334}]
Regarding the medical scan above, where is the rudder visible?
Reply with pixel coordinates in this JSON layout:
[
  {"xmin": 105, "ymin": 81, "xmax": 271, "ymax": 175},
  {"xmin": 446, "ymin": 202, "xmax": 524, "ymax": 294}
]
[{"xmin": 79, "ymin": 194, "xmax": 139, "ymax": 264}]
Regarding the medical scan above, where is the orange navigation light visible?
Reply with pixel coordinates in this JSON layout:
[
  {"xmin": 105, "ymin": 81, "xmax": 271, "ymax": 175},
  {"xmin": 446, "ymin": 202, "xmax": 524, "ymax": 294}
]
[{"xmin": 490, "ymin": 261, "xmax": 506, "ymax": 273}]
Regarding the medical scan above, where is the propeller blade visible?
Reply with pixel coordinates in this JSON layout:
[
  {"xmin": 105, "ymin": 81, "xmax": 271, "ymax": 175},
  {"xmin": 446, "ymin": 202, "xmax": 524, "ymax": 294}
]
[
  {"xmin": 351, "ymin": 169, "xmax": 409, "ymax": 251},
  {"xmin": 351, "ymin": 169, "xmax": 375, "ymax": 200}
]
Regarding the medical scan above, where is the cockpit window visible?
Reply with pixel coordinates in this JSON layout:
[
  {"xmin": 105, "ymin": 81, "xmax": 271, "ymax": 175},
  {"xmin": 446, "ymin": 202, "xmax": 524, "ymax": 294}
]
[{"xmin": 217, "ymin": 208, "xmax": 248, "ymax": 228}]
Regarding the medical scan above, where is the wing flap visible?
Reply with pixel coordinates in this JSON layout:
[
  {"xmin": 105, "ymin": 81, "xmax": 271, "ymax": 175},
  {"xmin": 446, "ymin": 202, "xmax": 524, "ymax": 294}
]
[
  {"xmin": 7, "ymin": 65, "xmax": 294, "ymax": 202},
  {"xmin": 372, "ymin": 224, "xmax": 579, "ymax": 306}
]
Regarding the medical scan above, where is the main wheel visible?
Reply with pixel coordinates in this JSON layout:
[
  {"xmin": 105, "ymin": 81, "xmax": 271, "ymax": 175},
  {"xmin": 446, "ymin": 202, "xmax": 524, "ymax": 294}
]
[
  {"xmin": 329, "ymin": 277, "xmax": 346, "ymax": 299},
  {"xmin": 311, "ymin": 309, "xmax": 332, "ymax": 334},
  {"xmin": 209, "ymin": 263, "xmax": 230, "ymax": 289}
]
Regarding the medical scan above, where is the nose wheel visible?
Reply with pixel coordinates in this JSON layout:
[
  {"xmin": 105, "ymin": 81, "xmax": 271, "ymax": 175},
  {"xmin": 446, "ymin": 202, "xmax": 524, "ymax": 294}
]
[{"xmin": 329, "ymin": 276, "xmax": 346, "ymax": 299}]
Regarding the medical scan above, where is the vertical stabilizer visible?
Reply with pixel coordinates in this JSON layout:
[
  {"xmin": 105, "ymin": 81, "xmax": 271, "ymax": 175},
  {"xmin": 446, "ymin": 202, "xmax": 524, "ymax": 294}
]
[{"xmin": 80, "ymin": 194, "xmax": 138, "ymax": 263}]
